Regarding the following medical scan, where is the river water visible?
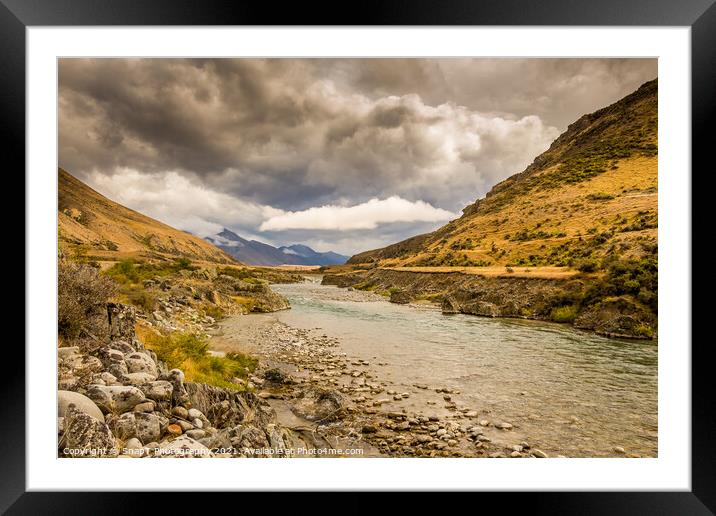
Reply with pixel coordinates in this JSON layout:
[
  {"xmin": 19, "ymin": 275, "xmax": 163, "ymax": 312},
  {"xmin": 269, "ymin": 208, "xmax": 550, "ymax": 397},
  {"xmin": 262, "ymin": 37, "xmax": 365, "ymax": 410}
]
[{"xmin": 270, "ymin": 277, "xmax": 657, "ymax": 457}]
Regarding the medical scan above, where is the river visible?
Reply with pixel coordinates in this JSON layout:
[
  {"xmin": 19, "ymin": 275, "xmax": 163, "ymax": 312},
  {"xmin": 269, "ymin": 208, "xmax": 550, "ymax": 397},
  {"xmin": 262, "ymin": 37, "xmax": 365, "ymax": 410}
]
[{"xmin": 265, "ymin": 276, "xmax": 657, "ymax": 457}]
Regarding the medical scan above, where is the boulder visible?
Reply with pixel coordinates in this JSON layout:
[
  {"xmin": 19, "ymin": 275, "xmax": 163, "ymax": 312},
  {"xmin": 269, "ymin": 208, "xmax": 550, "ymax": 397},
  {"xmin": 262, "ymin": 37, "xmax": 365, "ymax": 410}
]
[
  {"xmin": 291, "ymin": 387, "xmax": 345, "ymax": 423},
  {"xmin": 157, "ymin": 435, "xmax": 213, "ymax": 458},
  {"xmin": 119, "ymin": 372, "xmax": 157, "ymax": 386},
  {"xmin": 110, "ymin": 412, "xmax": 162, "ymax": 444},
  {"xmin": 125, "ymin": 352, "xmax": 158, "ymax": 377},
  {"xmin": 86, "ymin": 385, "xmax": 146, "ymax": 414},
  {"xmin": 389, "ymin": 289, "xmax": 411, "ymax": 304},
  {"xmin": 61, "ymin": 404, "xmax": 118, "ymax": 457},
  {"xmin": 140, "ymin": 380, "xmax": 173, "ymax": 401},
  {"xmin": 58, "ymin": 390, "xmax": 105, "ymax": 422}
]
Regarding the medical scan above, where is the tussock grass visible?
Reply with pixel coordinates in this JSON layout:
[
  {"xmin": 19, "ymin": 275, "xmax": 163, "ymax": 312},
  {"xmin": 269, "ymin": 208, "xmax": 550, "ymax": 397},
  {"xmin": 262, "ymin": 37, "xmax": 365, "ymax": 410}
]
[{"xmin": 138, "ymin": 327, "xmax": 257, "ymax": 390}]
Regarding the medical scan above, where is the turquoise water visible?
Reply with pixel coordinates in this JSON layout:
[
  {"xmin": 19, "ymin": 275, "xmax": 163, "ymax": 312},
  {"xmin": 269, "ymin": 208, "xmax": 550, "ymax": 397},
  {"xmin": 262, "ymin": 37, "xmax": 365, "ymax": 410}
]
[{"xmin": 272, "ymin": 278, "xmax": 658, "ymax": 457}]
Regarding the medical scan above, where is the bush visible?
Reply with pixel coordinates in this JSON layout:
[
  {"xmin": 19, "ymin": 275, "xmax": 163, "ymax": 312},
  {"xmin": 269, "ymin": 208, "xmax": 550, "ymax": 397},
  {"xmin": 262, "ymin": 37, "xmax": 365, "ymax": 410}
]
[
  {"xmin": 58, "ymin": 262, "xmax": 116, "ymax": 340},
  {"xmin": 550, "ymin": 305, "xmax": 578, "ymax": 323},
  {"xmin": 125, "ymin": 289, "xmax": 156, "ymax": 312},
  {"xmin": 104, "ymin": 258, "xmax": 196, "ymax": 285},
  {"xmin": 574, "ymin": 258, "xmax": 599, "ymax": 273}
]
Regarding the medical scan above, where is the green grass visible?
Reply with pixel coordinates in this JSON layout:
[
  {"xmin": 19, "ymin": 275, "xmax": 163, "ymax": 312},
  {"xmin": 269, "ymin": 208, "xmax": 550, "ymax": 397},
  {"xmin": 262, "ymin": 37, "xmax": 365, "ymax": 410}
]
[
  {"xmin": 104, "ymin": 258, "xmax": 196, "ymax": 285},
  {"xmin": 550, "ymin": 305, "xmax": 578, "ymax": 323},
  {"xmin": 141, "ymin": 330, "xmax": 256, "ymax": 390}
]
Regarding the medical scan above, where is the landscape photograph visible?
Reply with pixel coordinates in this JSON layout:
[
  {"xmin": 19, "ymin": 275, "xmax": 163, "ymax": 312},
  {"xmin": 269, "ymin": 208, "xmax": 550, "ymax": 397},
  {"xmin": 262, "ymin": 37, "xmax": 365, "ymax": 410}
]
[{"xmin": 57, "ymin": 58, "xmax": 658, "ymax": 459}]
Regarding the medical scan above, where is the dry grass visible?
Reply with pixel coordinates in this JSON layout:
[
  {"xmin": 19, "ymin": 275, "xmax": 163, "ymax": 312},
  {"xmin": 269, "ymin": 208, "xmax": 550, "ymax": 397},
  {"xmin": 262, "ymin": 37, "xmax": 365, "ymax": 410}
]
[
  {"xmin": 58, "ymin": 168, "xmax": 236, "ymax": 265},
  {"xmin": 380, "ymin": 155, "xmax": 656, "ymax": 269},
  {"xmin": 381, "ymin": 266, "xmax": 584, "ymax": 280}
]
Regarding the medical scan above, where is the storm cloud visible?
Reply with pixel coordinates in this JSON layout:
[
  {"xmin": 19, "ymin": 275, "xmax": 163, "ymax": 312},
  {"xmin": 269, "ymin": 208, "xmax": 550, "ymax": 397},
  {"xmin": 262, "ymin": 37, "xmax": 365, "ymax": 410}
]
[{"xmin": 59, "ymin": 58, "xmax": 656, "ymax": 255}]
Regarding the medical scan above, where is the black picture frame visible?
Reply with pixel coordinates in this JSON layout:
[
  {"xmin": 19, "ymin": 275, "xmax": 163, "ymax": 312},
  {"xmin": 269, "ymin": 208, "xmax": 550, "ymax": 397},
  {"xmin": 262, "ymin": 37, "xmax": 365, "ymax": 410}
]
[{"xmin": 6, "ymin": 0, "xmax": 711, "ymax": 511}]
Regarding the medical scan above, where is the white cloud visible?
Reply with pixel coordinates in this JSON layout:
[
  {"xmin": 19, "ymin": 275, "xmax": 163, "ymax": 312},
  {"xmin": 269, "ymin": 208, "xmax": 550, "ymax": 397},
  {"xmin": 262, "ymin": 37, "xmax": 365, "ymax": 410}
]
[
  {"xmin": 259, "ymin": 196, "xmax": 456, "ymax": 231},
  {"xmin": 85, "ymin": 168, "xmax": 275, "ymax": 237}
]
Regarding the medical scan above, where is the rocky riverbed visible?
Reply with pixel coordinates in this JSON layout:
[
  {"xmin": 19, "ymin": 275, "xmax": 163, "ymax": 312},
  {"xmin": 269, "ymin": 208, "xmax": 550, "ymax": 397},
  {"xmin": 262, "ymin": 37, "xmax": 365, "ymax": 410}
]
[{"xmin": 209, "ymin": 310, "xmax": 554, "ymax": 458}]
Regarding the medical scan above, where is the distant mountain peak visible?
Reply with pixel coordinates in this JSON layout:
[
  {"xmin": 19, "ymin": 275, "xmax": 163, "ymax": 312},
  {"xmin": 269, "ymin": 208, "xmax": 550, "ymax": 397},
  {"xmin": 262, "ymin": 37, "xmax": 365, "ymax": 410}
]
[{"xmin": 205, "ymin": 229, "xmax": 348, "ymax": 266}]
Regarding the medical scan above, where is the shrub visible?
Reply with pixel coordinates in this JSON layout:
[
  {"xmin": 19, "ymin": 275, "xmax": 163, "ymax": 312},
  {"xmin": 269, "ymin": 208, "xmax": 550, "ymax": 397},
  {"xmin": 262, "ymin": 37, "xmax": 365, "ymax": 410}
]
[
  {"xmin": 202, "ymin": 303, "xmax": 224, "ymax": 320},
  {"xmin": 586, "ymin": 192, "xmax": 615, "ymax": 201},
  {"xmin": 125, "ymin": 289, "xmax": 156, "ymax": 312},
  {"xmin": 574, "ymin": 258, "xmax": 599, "ymax": 273},
  {"xmin": 58, "ymin": 261, "xmax": 116, "ymax": 340},
  {"xmin": 104, "ymin": 258, "xmax": 196, "ymax": 285},
  {"xmin": 550, "ymin": 305, "xmax": 578, "ymax": 323}
]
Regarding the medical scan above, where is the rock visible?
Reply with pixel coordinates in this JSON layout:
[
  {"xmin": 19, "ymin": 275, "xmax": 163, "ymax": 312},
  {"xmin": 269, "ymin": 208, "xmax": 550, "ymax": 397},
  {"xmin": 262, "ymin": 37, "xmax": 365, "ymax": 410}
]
[
  {"xmin": 61, "ymin": 405, "xmax": 118, "ymax": 457},
  {"xmin": 511, "ymin": 445, "xmax": 524, "ymax": 452},
  {"xmin": 389, "ymin": 290, "xmax": 411, "ymax": 304},
  {"xmin": 107, "ymin": 303, "xmax": 137, "ymax": 341},
  {"xmin": 125, "ymin": 352, "xmax": 158, "ymax": 377},
  {"xmin": 416, "ymin": 434, "xmax": 432, "ymax": 443},
  {"xmin": 108, "ymin": 340, "xmax": 135, "ymax": 354},
  {"xmin": 436, "ymin": 429, "xmax": 447, "ymax": 437},
  {"xmin": 124, "ymin": 437, "xmax": 143, "ymax": 450},
  {"xmin": 119, "ymin": 372, "xmax": 157, "ymax": 386},
  {"xmin": 175, "ymin": 420, "xmax": 193, "ymax": 432},
  {"xmin": 110, "ymin": 412, "xmax": 162, "ymax": 444},
  {"xmin": 479, "ymin": 419, "xmax": 490, "ymax": 427},
  {"xmin": 394, "ymin": 421, "xmax": 410, "ymax": 431},
  {"xmin": 531, "ymin": 449, "xmax": 548, "ymax": 458},
  {"xmin": 171, "ymin": 406, "xmax": 189, "ymax": 419},
  {"xmin": 86, "ymin": 385, "xmax": 146, "ymax": 414},
  {"xmin": 157, "ymin": 435, "xmax": 212, "ymax": 458},
  {"xmin": 164, "ymin": 369, "xmax": 189, "ymax": 405},
  {"xmin": 140, "ymin": 380, "xmax": 173, "ymax": 402},
  {"xmin": 186, "ymin": 429, "xmax": 206, "ymax": 440},
  {"xmin": 133, "ymin": 401, "xmax": 155, "ymax": 413},
  {"xmin": 95, "ymin": 347, "xmax": 125, "ymax": 369},
  {"xmin": 465, "ymin": 411, "xmax": 478, "ymax": 418},
  {"xmin": 291, "ymin": 387, "xmax": 345, "ymax": 423},
  {"xmin": 58, "ymin": 390, "xmax": 104, "ymax": 422},
  {"xmin": 613, "ymin": 446, "xmax": 626, "ymax": 454},
  {"xmin": 166, "ymin": 423, "xmax": 183, "ymax": 436},
  {"xmin": 495, "ymin": 422, "xmax": 513, "ymax": 430},
  {"xmin": 58, "ymin": 346, "xmax": 80, "ymax": 359},
  {"xmin": 510, "ymin": 451, "xmax": 522, "ymax": 457},
  {"xmin": 361, "ymin": 425, "xmax": 378, "ymax": 434},
  {"xmin": 262, "ymin": 368, "xmax": 294, "ymax": 385},
  {"xmin": 187, "ymin": 408, "xmax": 203, "ymax": 420}
]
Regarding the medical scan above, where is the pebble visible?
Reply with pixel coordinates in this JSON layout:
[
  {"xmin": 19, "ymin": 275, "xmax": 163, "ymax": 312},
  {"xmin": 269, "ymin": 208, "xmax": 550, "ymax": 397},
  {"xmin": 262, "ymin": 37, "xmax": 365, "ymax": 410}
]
[
  {"xmin": 613, "ymin": 446, "xmax": 626, "ymax": 454},
  {"xmin": 171, "ymin": 407, "xmax": 189, "ymax": 419},
  {"xmin": 495, "ymin": 422, "xmax": 513, "ymax": 430},
  {"xmin": 166, "ymin": 423, "xmax": 182, "ymax": 436},
  {"xmin": 532, "ymin": 449, "xmax": 548, "ymax": 458}
]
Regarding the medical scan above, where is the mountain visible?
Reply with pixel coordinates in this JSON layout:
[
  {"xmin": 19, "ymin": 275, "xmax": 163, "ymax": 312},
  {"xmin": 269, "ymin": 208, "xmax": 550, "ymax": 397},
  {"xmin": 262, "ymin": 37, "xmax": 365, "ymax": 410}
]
[
  {"xmin": 58, "ymin": 168, "xmax": 236, "ymax": 264},
  {"xmin": 278, "ymin": 244, "xmax": 348, "ymax": 266},
  {"xmin": 348, "ymin": 79, "xmax": 658, "ymax": 270},
  {"xmin": 206, "ymin": 229, "xmax": 348, "ymax": 266}
]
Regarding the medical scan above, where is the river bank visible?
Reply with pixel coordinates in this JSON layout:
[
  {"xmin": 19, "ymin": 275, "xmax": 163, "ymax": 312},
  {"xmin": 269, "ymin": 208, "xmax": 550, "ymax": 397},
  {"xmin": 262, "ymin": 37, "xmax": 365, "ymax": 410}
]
[
  {"xmin": 208, "ymin": 278, "xmax": 657, "ymax": 458},
  {"xmin": 321, "ymin": 267, "xmax": 657, "ymax": 340}
]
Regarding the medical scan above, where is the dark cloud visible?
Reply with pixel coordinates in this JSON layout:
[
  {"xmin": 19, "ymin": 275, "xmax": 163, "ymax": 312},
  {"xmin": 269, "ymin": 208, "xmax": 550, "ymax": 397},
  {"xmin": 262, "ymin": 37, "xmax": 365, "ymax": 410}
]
[{"xmin": 59, "ymin": 58, "xmax": 656, "ymax": 254}]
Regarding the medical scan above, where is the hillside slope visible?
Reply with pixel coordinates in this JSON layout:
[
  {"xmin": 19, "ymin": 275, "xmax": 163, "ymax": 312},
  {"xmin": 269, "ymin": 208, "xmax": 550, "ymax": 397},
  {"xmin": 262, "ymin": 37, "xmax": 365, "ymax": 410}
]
[
  {"xmin": 58, "ymin": 168, "xmax": 236, "ymax": 264},
  {"xmin": 329, "ymin": 80, "xmax": 658, "ymax": 339},
  {"xmin": 350, "ymin": 79, "xmax": 657, "ymax": 270}
]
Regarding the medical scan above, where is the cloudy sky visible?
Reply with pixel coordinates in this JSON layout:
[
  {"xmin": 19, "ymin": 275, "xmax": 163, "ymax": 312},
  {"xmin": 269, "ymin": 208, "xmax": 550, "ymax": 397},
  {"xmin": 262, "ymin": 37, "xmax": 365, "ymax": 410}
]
[{"xmin": 59, "ymin": 58, "xmax": 656, "ymax": 255}]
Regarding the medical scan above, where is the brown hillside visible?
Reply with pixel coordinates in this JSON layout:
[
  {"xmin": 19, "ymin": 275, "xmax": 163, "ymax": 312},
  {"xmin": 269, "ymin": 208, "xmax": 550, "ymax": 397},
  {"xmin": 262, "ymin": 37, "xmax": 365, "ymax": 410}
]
[
  {"xmin": 349, "ymin": 79, "xmax": 658, "ymax": 270},
  {"xmin": 58, "ymin": 168, "xmax": 237, "ymax": 264}
]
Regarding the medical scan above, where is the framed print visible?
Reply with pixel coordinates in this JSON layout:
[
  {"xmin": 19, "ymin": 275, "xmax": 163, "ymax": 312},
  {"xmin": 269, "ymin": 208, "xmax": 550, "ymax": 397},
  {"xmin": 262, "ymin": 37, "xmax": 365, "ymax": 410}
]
[{"xmin": 7, "ymin": 0, "xmax": 713, "ymax": 511}]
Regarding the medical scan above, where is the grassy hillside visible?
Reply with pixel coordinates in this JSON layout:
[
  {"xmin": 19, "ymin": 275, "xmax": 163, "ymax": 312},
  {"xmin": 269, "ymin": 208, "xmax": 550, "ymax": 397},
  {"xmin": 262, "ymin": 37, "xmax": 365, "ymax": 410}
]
[
  {"xmin": 349, "ymin": 79, "xmax": 657, "ymax": 271},
  {"xmin": 58, "ymin": 168, "xmax": 236, "ymax": 265}
]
